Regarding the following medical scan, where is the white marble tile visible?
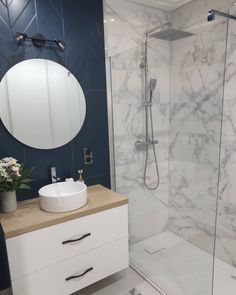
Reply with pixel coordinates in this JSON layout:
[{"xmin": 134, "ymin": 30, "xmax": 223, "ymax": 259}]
[
  {"xmin": 224, "ymin": 19, "xmax": 236, "ymax": 102},
  {"xmin": 213, "ymin": 258, "xmax": 236, "ymax": 295},
  {"xmin": 168, "ymin": 159, "xmax": 219, "ymax": 243},
  {"xmin": 216, "ymin": 133, "xmax": 236, "ymax": 266},
  {"xmin": 104, "ymin": 0, "xmax": 170, "ymax": 57},
  {"xmin": 130, "ymin": 231, "xmax": 213, "ymax": 295},
  {"xmin": 114, "ymin": 132, "xmax": 169, "ymax": 236},
  {"xmin": 111, "ymin": 47, "xmax": 142, "ymax": 106},
  {"xmin": 104, "ymin": 6, "xmax": 141, "ymax": 57},
  {"xmin": 113, "ymin": 103, "xmax": 144, "ymax": 137},
  {"xmin": 114, "ymin": 135, "xmax": 169, "ymax": 245},
  {"xmin": 130, "ymin": 231, "xmax": 236, "ymax": 295},
  {"xmin": 170, "ymin": 65, "xmax": 225, "ymax": 104},
  {"xmin": 171, "ymin": 23, "xmax": 228, "ymax": 72},
  {"xmin": 105, "ymin": 0, "xmax": 236, "ymax": 283},
  {"xmin": 219, "ymin": 135, "xmax": 236, "ymax": 206},
  {"xmin": 147, "ymin": 39, "xmax": 170, "ymax": 74},
  {"xmin": 171, "ymin": 0, "xmax": 233, "ymax": 30},
  {"xmin": 211, "ymin": 5, "xmax": 236, "ymax": 269},
  {"xmin": 113, "ymin": 102, "xmax": 169, "ymax": 137},
  {"xmin": 215, "ymin": 227, "xmax": 236, "ymax": 267},
  {"xmin": 129, "ymin": 209, "xmax": 168, "ymax": 245},
  {"xmin": 109, "ymin": 6, "xmax": 170, "ymax": 244},
  {"xmin": 170, "ymin": 101, "xmax": 222, "ymax": 135},
  {"xmin": 168, "ymin": 4, "xmax": 229, "ymax": 263},
  {"xmin": 170, "ymin": 132, "xmax": 221, "ymax": 165}
]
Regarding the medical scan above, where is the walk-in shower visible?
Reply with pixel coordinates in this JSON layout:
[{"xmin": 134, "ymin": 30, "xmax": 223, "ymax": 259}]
[
  {"xmin": 109, "ymin": 3, "xmax": 236, "ymax": 295},
  {"xmin": 135, "ymin": 28, "xmax": 160, "ymax": 190},
  {"xmin": 136, "ymin": 23, "xmax": 194, "ymax": 191}
]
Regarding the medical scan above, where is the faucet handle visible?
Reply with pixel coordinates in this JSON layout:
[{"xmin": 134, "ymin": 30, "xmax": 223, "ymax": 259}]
[
  {"xmin": 53, "ymin": 176, "xmax": 61, "ymax": 182},
  {"xmin": 51, "ymin": 167, "xmax": 60, "ymax": 183},
  {"xmin": 78, "ymin": 170, "xmax": 84, "ymax": 183}
]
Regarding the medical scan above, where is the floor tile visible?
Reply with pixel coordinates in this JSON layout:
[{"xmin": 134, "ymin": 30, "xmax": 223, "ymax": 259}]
[{"xmin": 73, "ymin": 267, "xmax": 161, "ymax": 295}]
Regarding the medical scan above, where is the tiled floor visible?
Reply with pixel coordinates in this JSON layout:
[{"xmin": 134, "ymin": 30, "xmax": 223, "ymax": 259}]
[
  {"xmin": 73, "ymin": 267, "xmax": 161, "ymax": 295},
  {"xmin": 130, "ymin": 231, "xmax": 236, "ymax": 295}
]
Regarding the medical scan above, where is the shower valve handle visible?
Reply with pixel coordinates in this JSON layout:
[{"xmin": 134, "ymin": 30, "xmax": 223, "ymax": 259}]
[{"xmin": 135, "ymin": 140, "xmax": 159, "ymax": 149}]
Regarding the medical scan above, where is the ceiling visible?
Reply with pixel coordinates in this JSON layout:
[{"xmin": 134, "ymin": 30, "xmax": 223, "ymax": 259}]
[{"xmin": 128, "ymin": 0, "xmax": 193, "ymax": 11}]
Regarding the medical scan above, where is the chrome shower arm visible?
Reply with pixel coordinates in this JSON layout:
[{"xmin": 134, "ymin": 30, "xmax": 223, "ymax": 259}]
[{"xmin": 208, "ymin": 9, "xmax": 236, "ymax": 21}]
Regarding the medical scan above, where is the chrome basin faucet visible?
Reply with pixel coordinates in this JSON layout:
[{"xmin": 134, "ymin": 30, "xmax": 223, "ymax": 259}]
[{"xmin": 51, "ymin": 167, "xmax": 60, "ymax": 183}]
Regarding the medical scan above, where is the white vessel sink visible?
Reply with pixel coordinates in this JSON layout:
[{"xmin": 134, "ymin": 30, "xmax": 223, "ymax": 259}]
[{"xmin": 39, "ymin": 182, "xmax": 87, "ymax": 213}]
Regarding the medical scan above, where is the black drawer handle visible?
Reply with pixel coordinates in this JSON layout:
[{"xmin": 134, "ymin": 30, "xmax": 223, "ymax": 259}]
[
  {"xmin": 62, "ymin": 233, "xmax": 91, "ymax": 245},
  {"xmin": 65, "ymin": 267, "xmax": 93, "ymax": 281}
]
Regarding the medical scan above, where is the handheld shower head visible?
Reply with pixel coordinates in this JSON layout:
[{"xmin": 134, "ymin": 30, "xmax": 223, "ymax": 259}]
[
  {"xmin": 148, "ymin": 79, "xmax": 157, "ymax": 104},
  {"xmin": 149, "ymin": 79, "xmax": 157, "ymax": 91}
]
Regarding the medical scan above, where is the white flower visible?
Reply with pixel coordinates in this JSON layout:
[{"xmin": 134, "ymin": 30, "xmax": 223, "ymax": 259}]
[
  {"xmin": 0, "ymin": 169, "xmax": 9, "ymax": 180},
  {"xmin": 0, "ymin": 157, "xmax": 21, "ymax": 182}
]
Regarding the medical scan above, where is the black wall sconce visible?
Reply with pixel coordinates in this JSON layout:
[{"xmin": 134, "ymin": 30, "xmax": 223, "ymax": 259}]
[{"xmin": 16, "ymin": 33, "xmax": 66, "ymax": 50}]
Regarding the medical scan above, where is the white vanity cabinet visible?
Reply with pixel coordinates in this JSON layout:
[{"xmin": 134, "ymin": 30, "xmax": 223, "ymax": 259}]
[{"xmin": 1, "ymin": 185, "xmax": 129, "ymax": 295}]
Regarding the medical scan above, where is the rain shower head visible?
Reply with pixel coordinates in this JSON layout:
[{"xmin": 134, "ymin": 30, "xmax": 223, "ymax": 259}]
[
  {"xmin": 149, "ymin": 29, "xmax": 195, "ymax": 41},
  {"xmin": 149, "ymin": 79, "xmax": 157, "ymax": 91}
]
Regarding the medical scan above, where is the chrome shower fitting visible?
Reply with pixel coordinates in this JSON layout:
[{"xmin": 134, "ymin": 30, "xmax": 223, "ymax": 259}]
[
  {"xmin": 207, "ymin": 9, "xmax": 236, "ymax": 22},
  {"xmin": 50, "ymin": 167, "xmax": 61, "ymax": 183},
  {"xmin": 149, "ymin": 79, "xmax": 157, "ymax": 91},
  {"xmin": 145, "ymin": 21, "xmax": 194, "ymax": 41},
  {"xmin": 135, "ymin": 139, "xmax": 159, "ymax": 149}
]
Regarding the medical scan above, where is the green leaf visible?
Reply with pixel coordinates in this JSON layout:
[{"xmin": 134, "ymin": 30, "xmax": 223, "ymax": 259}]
[
  {"xmin": 0, "ymin": 161, "xmax": 34, "ymax": 191},
  {"xmin": 21, "ymin": 178, "xmax": 33, "ymax": 184},
  {"xmin": 18, "ymin": 184, "xmax": 31, "ymax": 190}
]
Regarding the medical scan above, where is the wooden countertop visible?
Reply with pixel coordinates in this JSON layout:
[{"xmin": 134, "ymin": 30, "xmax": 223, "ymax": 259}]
[{"xmin": 0, "ymin": 185, "xmax": 128, "ymax": 239}]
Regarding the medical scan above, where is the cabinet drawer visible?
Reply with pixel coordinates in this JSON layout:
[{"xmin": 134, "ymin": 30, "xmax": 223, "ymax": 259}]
[
  {"xmin": 11, "ymin": 238, "xmax": 129, "ymax": 295},
  {"xmin": 7, "ymin": 205, "xmax": 128, "ymax": 280}
]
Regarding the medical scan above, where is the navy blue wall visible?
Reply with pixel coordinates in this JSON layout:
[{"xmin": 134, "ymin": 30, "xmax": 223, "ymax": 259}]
[
  {"xmin": 0, "ymin": 0, "xmax": 109, "ymax": 291},
  {"xmin": 0, "ymin": 0, "xmax": 110, "ymax": 200}
]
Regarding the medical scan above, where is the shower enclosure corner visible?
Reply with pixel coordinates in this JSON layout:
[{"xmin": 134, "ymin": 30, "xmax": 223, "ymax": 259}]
[{"xmin": 109, "ymin": 5, "xmax": 235, "ymax": 295}]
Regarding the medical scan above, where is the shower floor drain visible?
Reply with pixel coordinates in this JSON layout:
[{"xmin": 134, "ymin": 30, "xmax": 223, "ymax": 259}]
[
  {"xmin": 144, "ymin": 246, "xmax": 165, "ymax": 255},
  {"xmin": 128, "ymin": 288, "xmax": 142, "ymax": 295}
]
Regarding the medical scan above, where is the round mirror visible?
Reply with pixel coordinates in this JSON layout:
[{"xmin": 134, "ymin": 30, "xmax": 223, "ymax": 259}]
[{"xmin": 0, "ymin": 59, "xmax": 86, "ymax": 149}]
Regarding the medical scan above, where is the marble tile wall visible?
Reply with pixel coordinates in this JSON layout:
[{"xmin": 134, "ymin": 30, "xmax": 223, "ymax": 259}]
[
  {"xmin": 167, "ymin": 20, "xmax": 228, "ymax": 255},
  {"xmin": 172, "ymin": 0, "xmax": 233, "ymax": 30},
  {"xmin": 216, "ymin": 9, "xmax": 236, "ymax": 267},
  {"xmin": 105, "ymin": 0, "xmax": 236, "ymax": 267},
  {"xmin": 111, "ymin": 41, "xmax": 170, "ymax": 244},
  {"xmin": 170, "ymin": 0, "xmax": 236, "ymax": 269},
  {"xmin": 104, "ymin": 0, "xmax": 170, "ymax": 57},
  {"xmin": 104, "ymin": 0, "xmax": 170, "ymax": 244}
]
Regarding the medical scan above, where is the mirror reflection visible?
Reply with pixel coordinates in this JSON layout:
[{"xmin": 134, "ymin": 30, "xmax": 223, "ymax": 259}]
[{"xmin": 0, "ymin": 59, "xmax": 86, "ymax": 149}]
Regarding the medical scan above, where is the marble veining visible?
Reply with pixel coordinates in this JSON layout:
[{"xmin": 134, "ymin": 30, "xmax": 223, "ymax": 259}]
[
  {"xmin": 110, "ymin": 40, "xmax": 170, "ymax": 244},
  {"xmin": 212, "ymin": 12, "xmax": 236, "ymax": 268},
  {"xmin": 105, "ymin": 0, "xmax": 236, "ymax": 288},
  {"xmin": 104, "ymin": 0, "xmax": 170, "ymax": 57},
  {"xmin": 167, "ymin": 9, "xmax": 230, "ymax": 266}
]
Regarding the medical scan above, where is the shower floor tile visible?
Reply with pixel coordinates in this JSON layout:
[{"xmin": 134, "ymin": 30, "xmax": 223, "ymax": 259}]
[
  {"xmin": 73, "ymin": 267, "xmax": 161, "ymax": 295},
  {"xmin": 130, "ymin": 231, "xmax": 236, "ymax": 295}
]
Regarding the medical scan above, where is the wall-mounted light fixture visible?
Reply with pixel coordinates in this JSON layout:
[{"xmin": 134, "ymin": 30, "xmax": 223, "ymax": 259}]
[{"xmin": 15, "ymin": 33, "xmax": 66, "ymax": 50}]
